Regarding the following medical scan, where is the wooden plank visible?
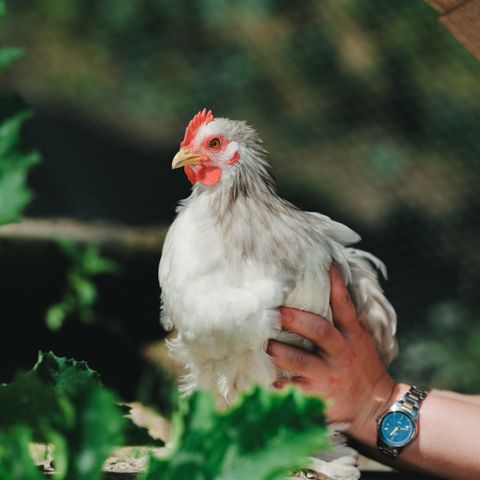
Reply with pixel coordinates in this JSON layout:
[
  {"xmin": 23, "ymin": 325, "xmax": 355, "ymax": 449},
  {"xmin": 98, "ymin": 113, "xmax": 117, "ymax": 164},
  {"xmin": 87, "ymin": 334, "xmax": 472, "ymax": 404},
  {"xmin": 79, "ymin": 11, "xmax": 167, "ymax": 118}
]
[
  {"xmin": 426, "ymin": 0, "xmax": 473, "ymax": 13},
  {"xmin": 440, "ymin": 0, "xmax": 480, "ymax": 59},
  {"xmin": 0, "ymin": 218, "xmax": 167, "ymax": 252}
]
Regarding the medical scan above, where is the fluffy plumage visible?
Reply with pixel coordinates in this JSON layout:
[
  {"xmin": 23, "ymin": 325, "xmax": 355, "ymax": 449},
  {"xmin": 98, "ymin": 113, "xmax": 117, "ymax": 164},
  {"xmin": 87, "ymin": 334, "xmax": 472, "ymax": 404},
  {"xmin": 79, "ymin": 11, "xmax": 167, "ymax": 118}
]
[{"xmin": 159, "ymin": 111, "xmax": 397, "ymax": 480}]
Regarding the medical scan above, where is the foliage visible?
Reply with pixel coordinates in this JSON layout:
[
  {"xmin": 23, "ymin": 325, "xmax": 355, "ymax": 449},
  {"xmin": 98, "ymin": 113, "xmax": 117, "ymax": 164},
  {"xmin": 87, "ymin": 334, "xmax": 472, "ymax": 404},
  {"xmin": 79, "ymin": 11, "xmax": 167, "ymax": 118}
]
[
  {"xmin": 0, "ymin": 352, "xmax": 328, "ymax": 479},
  {"xmin": 32, "ymin": 350, "xmax": 102, "ymax": 397},
  {"xmin": 45, "ymin": 239, "xmax": 120, "ymax": 331},
  {"xmin": 144, "ymin": 387, "xmax": 328, "ymax": 480},
  {"xmin": 0, "ymin": 352, "xmax": 124, "ymax": 480},
  {"xmin": 0, "ymin": 0, "xmax": 39, "ymax": 226},
  {"xmin": 0, "ymin": 371, "xmax": 68, "ymax": 436},
  {"xmin": 61, "ymin": 383, "xmax": 124, "ymax": 480},
  {"xmin": 0, "ymin": 427, "xmax": 43, "ymax": 480}
]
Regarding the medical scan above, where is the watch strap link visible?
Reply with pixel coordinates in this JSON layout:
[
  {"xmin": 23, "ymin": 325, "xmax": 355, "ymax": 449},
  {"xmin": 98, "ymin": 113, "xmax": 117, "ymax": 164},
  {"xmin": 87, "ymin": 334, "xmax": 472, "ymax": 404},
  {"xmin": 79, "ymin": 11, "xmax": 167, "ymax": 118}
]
[
  {"xmin": 378, "ymin": 444, "xmax": 400, "ymax": 460},
  {"xmin": 398, "ymin": 385, "xmax": 429, "ymax": 417}
]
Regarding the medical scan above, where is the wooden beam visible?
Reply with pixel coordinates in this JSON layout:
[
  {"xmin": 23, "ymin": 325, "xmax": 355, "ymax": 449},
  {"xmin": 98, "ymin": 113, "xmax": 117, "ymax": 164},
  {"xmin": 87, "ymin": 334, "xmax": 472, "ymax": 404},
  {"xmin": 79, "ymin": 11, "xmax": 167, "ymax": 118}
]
[
  {"xmin": 0, "ymin": 218, "xmax": 166, "ymax": 252},
  {"xmin": 426, "ymin": 0, "xmax": 480, "ymax": 60},
  {"xmin": 441, "ymin": 0, "xmax": 480, "ymax": 59},
  {"xmin": 426, "ymin": 0, "xmax": 473, "ymax": 13}
]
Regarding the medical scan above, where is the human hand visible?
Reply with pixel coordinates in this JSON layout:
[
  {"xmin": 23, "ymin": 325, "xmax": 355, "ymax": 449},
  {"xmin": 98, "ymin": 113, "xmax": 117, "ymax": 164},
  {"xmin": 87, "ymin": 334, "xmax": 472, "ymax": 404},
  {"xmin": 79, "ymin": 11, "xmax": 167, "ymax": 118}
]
[{"xmin": 267, "ymin": 267, "xmax": 397, "ymax": 437}]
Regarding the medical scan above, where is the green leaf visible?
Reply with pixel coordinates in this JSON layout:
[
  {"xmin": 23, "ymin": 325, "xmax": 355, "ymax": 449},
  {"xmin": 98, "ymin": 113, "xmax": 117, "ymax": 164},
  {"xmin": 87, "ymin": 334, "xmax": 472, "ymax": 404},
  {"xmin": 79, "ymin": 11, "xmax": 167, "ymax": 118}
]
[
  {"xmin": 0, "ymin": 111, "xmax": 40, "ymax": 225},
  {"xmin": 0, "ymin": 426, "xmax": 43, "ymax": 480},
  {"xmin": 45, "ymin": 241, "xmax": 120, "ymax": 331},
  {"xmin": 0, "ymin": 373, "xmax": 72, "ymax": 439},
  {"xmin": 31, "ymin": 352, "xmax": 101, "ymax": 399},
  {"xmin": 46, "ymin": 304, "xmax": 68, "ymax": 331},
  {"xmin": 70, "ymin": 274, "xmax": 97, "ymax": 306},
  {"xmin": 56, "ymin": 238, "xmax": 83, "ymax": 260},
  {"xmin": 144, "ymin": 386, "xmax": 328, "ymax": 480},
  {"xmin": 81, "ymin": 246, "xmax": 120, "ymax": 275},
  {"xmin": 0, "ymin": 168, "xmax": 33, "ymax": 225},
  {"xmin": 46, "ymin": 430, "xmax": 68, "ymax": 479},
  {"xmin": 0, "ymin": 111, "xmax": 31, "ymax": 159},
  {"xmin": 0, "ymin": 47, "xmax": 23, "ymax": 70},
  {"xmin": 64, "ymin": 385, "xmax": 124, "ymax": 480},
  {"xmin": 218, "ymin": 388, "xmax": 329, "ymax": 480}
]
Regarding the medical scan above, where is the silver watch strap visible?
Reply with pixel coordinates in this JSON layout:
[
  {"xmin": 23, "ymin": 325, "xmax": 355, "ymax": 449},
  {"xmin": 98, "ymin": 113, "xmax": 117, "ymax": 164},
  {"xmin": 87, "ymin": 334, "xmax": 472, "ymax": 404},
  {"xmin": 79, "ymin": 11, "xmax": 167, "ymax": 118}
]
[
  {"xmin": 378, "ymin": 385, "xmax": 429, "ymax": 460},
  {"xmin": 398, "ymin": 385, "xmax": 429, "ymax": 417}
]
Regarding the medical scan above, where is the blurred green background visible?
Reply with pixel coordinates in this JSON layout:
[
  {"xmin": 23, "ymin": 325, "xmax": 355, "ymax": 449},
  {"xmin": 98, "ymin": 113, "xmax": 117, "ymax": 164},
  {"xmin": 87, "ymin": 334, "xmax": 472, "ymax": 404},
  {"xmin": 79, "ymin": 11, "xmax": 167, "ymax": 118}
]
[{"xmin": 1, "ymin": 0, "xmax": 480, "ymax": 398}]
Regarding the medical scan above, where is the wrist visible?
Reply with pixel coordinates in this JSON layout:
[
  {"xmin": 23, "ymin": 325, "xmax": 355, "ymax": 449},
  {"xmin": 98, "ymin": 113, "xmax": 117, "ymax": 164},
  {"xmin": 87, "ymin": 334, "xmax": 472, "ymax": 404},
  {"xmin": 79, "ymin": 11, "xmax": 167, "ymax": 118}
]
[{"xmin": 349, "ymin": 380, "xmax": 409, "ymax": 445}]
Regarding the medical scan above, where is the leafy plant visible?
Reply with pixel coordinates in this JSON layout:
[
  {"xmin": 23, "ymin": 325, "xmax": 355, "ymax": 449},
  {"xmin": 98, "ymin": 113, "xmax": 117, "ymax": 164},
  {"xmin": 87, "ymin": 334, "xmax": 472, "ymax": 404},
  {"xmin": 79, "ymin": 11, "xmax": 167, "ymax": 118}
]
[
  {"xmin": 0, "ymin": 352, "xmax": 124, "ymax": 480},
  {"xmin": 144, "ymin": 387, "xmax": 328, "ymax": 480},
  {"xmin": 0, "ymin": 0, "xmax": 40, "ymax": 226},
  {"xmin": 45, "ymin": 239, "xmax": 120, "ymax": 331},
  {"xmin": 0, "ymin": 427, "xmax": 43, "ymax": 480},
  {"xmin": 0, "ymin": 352, "xmax": 329, "ymax": 480},
  {"xmin": 32, "ymin": 350, "xmax": 102, "ymax": 397}
]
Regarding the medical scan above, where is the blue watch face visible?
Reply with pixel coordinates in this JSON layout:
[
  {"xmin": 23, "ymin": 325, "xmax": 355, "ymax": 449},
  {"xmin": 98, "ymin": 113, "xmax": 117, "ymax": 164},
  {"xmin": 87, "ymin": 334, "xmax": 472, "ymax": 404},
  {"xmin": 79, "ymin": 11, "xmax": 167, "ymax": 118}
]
[{"xmin": 379, "ymin": 411, "xmax": 415, "ymax": 447}]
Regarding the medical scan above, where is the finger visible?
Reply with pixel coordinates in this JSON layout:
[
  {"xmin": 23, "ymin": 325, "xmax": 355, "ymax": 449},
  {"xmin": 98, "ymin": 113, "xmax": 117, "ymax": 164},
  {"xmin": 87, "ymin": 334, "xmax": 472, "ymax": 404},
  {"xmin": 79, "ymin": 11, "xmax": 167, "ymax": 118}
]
[
  {"xmin": 267, "ymin": 340, "xmax": 327, "ymax": 379},
  {"xmin": 273, "ymin": 377, "xmax": 310, "ymax": 389},
  {"xmin": 329, "ymin": 266, "xmax": 360, "ymax": 334},
  {"xmin": 273, "ymin": 377, "xmax": 327, "ymax": 399},
  {"xmin": 272, "ymin": 378, "xmax": 288, "ymax": 389},
  {"xmin": 280, "ymin": 307, "xmax": 344, "ymax": 356}
]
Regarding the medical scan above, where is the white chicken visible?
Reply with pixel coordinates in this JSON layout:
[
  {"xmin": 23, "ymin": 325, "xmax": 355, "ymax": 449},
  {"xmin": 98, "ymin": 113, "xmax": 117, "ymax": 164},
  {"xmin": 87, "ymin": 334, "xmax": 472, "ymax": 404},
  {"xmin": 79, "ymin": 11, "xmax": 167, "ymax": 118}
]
[{"xmin": 159, "ymin": 109, "xmax": 397, "ymax": 480}]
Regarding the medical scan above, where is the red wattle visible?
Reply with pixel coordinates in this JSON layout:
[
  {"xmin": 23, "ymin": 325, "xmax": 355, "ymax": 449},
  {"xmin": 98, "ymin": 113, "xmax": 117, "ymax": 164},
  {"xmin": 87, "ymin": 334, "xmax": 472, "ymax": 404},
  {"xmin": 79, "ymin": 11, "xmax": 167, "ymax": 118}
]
[
  {"xmin": 184, "ymin": 164, "xmax": 222, "ymax": 186},
  {"xmin": 184, "ymin": 165, "xmax": 197, "ymax": 185},
  {"xmin": 197, "ymin": 164, "xmax": 222, "ymax": 186}
]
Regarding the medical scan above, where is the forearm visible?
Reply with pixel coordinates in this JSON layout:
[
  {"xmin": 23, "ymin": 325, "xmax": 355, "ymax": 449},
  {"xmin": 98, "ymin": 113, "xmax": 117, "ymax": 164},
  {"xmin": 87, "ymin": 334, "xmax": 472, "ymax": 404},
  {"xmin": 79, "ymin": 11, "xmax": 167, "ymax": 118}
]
[
  {"xmin": 348, "ymin": 383, "xmax": 480, "ymax": 480},
  {"xmin": 436, "ymin": 389, "xmax": 480, "ymax": 406}
]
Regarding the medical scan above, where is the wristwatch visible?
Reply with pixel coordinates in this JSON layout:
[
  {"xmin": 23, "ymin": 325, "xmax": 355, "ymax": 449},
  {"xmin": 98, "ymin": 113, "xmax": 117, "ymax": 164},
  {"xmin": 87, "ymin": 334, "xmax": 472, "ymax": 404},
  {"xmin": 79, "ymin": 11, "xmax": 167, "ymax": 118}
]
[{"xmin": 376, "ymin": 385, "xmax": 429, "ymax": 460}]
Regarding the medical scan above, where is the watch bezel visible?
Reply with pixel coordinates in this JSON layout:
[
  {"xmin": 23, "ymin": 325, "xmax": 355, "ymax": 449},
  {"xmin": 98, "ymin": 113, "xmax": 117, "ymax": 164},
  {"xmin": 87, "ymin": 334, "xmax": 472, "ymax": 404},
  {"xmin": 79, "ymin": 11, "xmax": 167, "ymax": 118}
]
[{"xmin": 377, "ymin": 407, "xmax": 418, "ymax": 448}]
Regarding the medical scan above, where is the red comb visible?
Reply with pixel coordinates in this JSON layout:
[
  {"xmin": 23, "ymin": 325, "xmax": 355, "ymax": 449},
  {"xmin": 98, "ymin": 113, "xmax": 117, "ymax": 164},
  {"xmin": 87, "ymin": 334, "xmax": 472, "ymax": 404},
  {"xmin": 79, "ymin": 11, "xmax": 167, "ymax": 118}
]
[{"xmin": 181, "ymin": 108, "xmax": 214, "ymax": 148}]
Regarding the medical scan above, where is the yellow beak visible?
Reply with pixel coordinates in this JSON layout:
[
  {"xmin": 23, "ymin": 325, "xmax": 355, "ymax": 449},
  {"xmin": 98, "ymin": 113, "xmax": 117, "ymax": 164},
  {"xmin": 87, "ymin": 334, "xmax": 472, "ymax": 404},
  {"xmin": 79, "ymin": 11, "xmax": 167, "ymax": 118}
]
[{"xmin": 171, "ymin": 148, "xmax": 205, "ymax": 169}]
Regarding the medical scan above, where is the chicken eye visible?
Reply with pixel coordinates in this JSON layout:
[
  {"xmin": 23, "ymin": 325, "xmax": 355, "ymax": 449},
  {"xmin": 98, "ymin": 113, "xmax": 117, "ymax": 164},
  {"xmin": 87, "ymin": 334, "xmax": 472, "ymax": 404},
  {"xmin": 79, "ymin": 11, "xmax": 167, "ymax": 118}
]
[{"xmin": 208, "ymin": 137, "xmax": 221, "ymax": 149}]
